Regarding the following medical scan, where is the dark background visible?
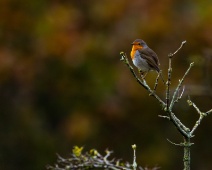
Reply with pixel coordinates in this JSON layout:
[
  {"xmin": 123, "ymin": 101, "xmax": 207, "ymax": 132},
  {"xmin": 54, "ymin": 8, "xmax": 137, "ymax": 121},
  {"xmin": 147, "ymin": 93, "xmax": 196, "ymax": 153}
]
[{"xmin": 0, "ymin": 0, "xmax": 212, "ymax": 169}]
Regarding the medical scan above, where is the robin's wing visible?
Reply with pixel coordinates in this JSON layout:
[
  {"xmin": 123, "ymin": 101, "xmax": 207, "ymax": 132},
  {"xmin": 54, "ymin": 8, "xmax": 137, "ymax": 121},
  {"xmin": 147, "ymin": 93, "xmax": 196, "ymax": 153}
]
[{"xmin": 139, "ymin": 48, "xmax": 160, "ymax": 72}]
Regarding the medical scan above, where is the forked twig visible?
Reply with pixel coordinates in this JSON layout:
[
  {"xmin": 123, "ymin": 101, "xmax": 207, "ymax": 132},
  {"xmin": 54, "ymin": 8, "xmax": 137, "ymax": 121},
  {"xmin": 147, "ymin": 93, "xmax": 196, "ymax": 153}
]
[
  {"xmin": 169, "ymin": 62, "xmax": 194, "ymax": 110},
  {"xmin": 188, "ymin": 98, "xmax": 212, "ymax": 136}
]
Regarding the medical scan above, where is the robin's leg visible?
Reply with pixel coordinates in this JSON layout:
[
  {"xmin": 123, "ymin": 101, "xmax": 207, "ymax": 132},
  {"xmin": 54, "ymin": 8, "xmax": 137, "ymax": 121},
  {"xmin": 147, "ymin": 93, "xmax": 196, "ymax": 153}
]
[{"xmin": 139, "ymin": 70, "xmax": 147, "ymax": 79}]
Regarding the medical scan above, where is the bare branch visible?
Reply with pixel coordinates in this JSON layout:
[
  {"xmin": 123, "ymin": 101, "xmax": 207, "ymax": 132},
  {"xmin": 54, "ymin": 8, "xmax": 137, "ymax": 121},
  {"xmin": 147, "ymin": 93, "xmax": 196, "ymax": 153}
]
[
  {"xmin": 188, "ymin": 99, "xmax": 202, "ymax": 115},
  {"xmin": 168, "ymin": 41, "xmax": 187, "ymax": 58},
  {"xmin": 166, "ymin": 57, "xmax": 172, "ymax": 111},
  {"xmin": 169, "ymin": 112, "xmax": 190, "ymax": 138},
  {"xmin": 179, "ymin": 86, "xmax": 185, "ymax": 99},
  {"xmin": 167, "ymin": 138, "xmax": 184, "ymax": 146},
  {"xmin": 206, "ymin": 109, "xmax": 212, "ymax": 115},
  {"xmin": 158, "ymin": 115, "xmax": 170, "ymax": 120}
]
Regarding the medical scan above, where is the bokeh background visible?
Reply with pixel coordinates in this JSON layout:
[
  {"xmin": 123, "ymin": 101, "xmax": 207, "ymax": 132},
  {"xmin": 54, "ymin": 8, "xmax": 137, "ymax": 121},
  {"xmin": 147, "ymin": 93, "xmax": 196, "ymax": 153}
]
[{"xmin": 0, "ymin": 0, "xmax": 212, "ymax": 169}]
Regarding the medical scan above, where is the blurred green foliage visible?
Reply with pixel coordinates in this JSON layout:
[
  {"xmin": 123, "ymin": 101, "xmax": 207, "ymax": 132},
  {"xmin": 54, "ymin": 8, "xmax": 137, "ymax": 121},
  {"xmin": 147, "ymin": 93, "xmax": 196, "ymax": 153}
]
[{"xmin": 0, "ymin": 0, "xmax": 212, "ymax": 170}]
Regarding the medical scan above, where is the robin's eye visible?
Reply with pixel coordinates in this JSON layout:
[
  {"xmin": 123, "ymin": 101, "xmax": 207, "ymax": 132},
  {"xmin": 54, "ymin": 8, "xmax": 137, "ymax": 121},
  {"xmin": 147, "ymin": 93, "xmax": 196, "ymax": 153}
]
[{"xmin": 138, "ymin": 43, "xmax": 141, "ymax": 45}]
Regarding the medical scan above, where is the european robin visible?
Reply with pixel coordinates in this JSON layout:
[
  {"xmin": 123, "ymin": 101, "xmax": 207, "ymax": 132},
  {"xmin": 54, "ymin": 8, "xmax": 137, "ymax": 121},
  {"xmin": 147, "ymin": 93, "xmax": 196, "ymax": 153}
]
[{"xmin": 130, "ymin": 39, "xmax": 164, "ymax": 82}]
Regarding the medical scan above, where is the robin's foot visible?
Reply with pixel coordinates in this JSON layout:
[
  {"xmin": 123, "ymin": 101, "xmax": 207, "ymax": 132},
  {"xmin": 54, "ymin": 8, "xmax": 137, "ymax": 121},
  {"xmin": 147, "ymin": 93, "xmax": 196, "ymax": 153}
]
[{"xmin": 139, "ymin": 70, "xmax": 147, "ymax": 79}]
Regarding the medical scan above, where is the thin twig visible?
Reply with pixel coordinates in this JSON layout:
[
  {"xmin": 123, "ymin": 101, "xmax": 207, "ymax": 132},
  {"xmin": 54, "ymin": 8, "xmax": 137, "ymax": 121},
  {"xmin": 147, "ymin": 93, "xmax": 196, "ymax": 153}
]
[
  {"xmin": 174, "ymin": 85, "xmax": 185, "ymax": 103},
  {"xmin": 153, "ymin": 72, "xmax": 160, "ymax": 91},
  {"xmin": 169, "ymin": 62, "xmax": 194, "ymax": 110},
  {"xmin": 166, "ymin": 56, "xmax": 172, "ymax": 111},
  {"xmin": 132, "ymin": 144, "xmax": 137, "ymax": 170},
  {"xmin": 168, "ymin": 41, "xmax": 187, "ymax": 58},
  {"xmin": 206, "ymin": 109, "xmax": 212, "ymax": 115},
  {"xmin": 167, "ymin": 138, "xmax": 184, "ymax": 146},
  {"xmin": 159, "ymin": 70, "xmax": 166, "ymax": 85},
  {"xmin": 189, "ymin": 99, "xmax": 202, "ymax": 115},
  {"xmin": 158, "ymin": 115, "xmax": 170, "ymax": 120}
]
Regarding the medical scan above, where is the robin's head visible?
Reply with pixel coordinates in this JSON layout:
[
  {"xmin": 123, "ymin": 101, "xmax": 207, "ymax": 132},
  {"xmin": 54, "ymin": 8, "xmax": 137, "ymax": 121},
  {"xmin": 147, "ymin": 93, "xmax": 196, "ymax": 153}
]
[{"xmin": 131, "ymin": 39, "xmax": 148, "ymax": 50}]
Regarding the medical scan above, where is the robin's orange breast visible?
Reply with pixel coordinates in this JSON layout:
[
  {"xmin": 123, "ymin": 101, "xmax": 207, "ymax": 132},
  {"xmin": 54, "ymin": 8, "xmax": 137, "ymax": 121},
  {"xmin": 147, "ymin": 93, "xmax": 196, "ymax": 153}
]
[
  {"xmin": 130, "ymin": 50, "xmax": 136, "ymax": 60},
  {"xmin": 130, "ymin": 45, "xmax": 143, "ymax": 60}
]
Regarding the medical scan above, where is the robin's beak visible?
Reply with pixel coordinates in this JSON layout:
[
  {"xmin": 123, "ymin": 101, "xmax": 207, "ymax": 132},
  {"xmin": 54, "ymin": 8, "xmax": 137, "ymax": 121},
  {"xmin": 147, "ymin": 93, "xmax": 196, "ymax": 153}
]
[{"xmin": 131, "ymin": 42, "xmax": 134, "ymax": 45}]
